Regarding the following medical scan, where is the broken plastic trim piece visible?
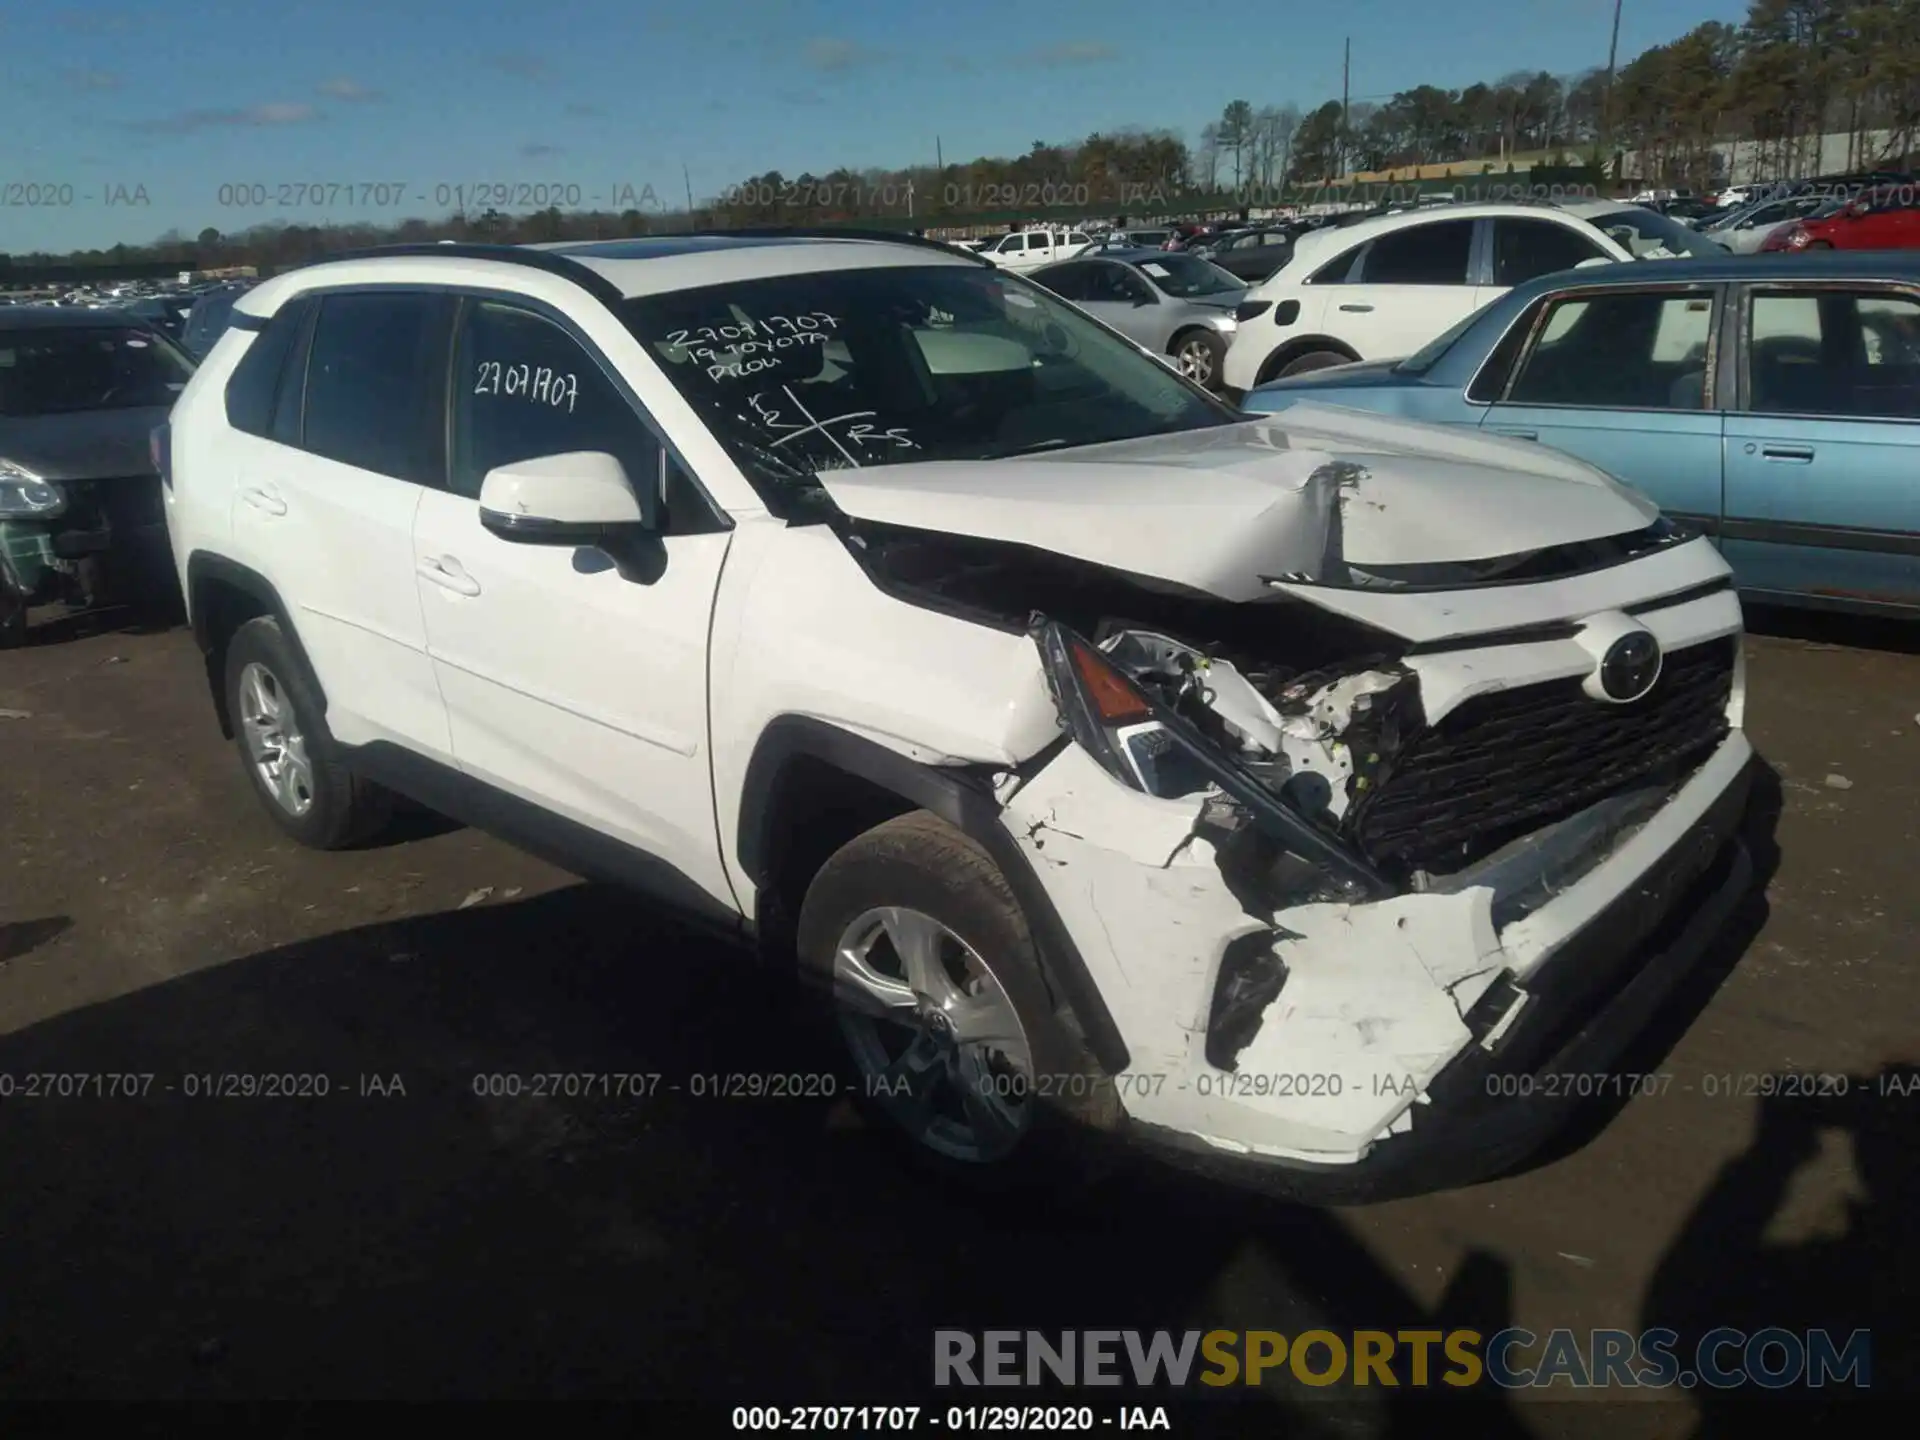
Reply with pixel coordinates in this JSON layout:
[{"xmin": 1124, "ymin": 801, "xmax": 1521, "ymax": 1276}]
[{"xmin": 1029, "ymin": 617, "xmax": 1390, "ymax": 900}]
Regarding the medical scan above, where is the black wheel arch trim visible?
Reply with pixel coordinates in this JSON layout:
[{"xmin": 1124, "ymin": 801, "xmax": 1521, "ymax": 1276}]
[
  {"xmin": 737, "ymin": 715, "xmax": 1132, "ymax": 1074},
  {"xmin": 185, "ymin": 551, "xmax": 327, "ymax": 739}
]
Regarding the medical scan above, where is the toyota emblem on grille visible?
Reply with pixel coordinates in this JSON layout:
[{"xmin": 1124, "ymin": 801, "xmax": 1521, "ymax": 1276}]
[{"xmin": 1598, "ymin": 630, "xmax": 1662, "ymax": 701}]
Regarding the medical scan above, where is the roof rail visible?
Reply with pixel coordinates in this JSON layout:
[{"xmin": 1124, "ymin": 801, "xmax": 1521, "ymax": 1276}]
[
  {"xmin": 668, "ymin": 225, "xmax": 994, "ymax": 264},
  {"xmin": 289, "ymin": 241, "xmax": 626, "ymax": 305}
]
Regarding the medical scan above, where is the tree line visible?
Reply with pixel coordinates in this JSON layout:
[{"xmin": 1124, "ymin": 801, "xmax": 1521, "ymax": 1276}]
[{"xmin": 6, "ymin": 0, "xmax": 1917, "ymax": 275}]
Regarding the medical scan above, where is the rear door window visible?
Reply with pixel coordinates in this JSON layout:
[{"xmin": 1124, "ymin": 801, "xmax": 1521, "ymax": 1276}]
[
  {"xmin": 1507, "ymin": 291, "xmax": 1716, "ymax": 409},
  {"xmin": 1491, "ymin": 219, "xmax": 1613, "ymax": 286},
  {"xmin": 299, "ymin": 291, "xmax": 456, "ymax": 485},
  {"xmin": 1358, "ymin": 219, "xmax": 1477, "ymax": 285}
]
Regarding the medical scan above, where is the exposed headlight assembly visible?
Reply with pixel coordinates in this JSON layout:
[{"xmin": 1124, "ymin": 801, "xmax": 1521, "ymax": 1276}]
[
  {"xmin": 0, "ymin": 459, "xmax": 65, "ymax": 519},
  {"xmin": 1029, "ymin": 618, "xmax": 1387, "ymax": 900}
]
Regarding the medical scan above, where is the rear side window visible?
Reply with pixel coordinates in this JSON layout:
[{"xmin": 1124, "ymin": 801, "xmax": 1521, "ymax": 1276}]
[
  {"xmin": 1507, "ymin": 291, "xmax": 1715, "ymax": 409},
  {"xmin": 1360, "ymin": 220, "xmax": 1476, "ymax": 285},
  {"xmin": 1033, "ymin": 263, "xmax": 1092, "ymax": 301},
  {"xmin": 1309, "ymin": 244, "xmax": 1364, "ymax": 284},
  {"xmin": 1491, "ymin": 219, "xmax": 1612, "ymax": 287},
  {"xmin": 301, "ymin": 291, "xmax": 456, "ymax": 485},
  {"xmin": 224, "ymin": 297, "xmax": 311, "ymax": 438}
]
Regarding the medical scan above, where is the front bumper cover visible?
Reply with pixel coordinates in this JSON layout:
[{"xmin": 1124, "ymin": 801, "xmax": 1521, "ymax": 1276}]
[
  {"xmin": 996, "ymin": 725, "xmax": 1756, "ymax": 1203},
  {"xmin": 1132, "ymin": 763, "xmax": 1753, "ymax": 1201}
]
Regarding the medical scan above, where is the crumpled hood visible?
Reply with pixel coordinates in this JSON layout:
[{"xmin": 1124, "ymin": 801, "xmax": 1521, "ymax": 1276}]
[
  {"xmin": 0, "ymin": 406, "xmax": 171, "ymax": 481},
  {"xmin": 816, "ymin": 405, "xmax": 1661, "ymax": 602}
]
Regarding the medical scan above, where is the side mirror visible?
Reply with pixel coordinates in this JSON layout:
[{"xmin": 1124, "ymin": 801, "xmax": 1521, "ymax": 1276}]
[
  {"xmin": 1132, "ymin": 291, "xmax": 1156, "ymax": 307},
  {"xmin": 478, "ymin": 451, "xmax": 655, "ymax": 544}
]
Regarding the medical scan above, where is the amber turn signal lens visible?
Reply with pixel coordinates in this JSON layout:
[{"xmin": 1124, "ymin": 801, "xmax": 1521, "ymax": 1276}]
[{"xmin": 1069, "ymin": 638, "xmax": 1152, "ymax": 723}]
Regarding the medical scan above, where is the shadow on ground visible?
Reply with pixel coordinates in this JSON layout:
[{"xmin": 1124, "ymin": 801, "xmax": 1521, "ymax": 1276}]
[
  {"xmin": 1641, "ymin": 1055, "xmax": 1917, "ymax": 1432},
  {"xmin": 0, "ymin": 884, "xmax": 1546, "ymax": 1431},
  {"xmin": 0, "ymin": 746, "xmax": 1893, "ymax": 1426},
  {"xmin": 1743, "ymin": 601, "xmax": 1920, "ymax": 657}
]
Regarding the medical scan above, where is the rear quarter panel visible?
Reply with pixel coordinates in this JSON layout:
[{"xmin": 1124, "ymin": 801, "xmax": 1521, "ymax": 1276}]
[{"xmin": 164, "ymin": 325, "xmax": 251, "ymax": 609}]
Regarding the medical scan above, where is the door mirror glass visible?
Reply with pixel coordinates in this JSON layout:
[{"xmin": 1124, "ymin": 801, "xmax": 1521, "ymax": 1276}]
[{"xmin": 478, "ymin": 451, "xmax": 650, "ymax": 544}]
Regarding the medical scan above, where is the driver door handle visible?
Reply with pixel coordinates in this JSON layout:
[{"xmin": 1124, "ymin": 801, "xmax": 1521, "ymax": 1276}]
[
  {"xmin": 240, "ymin": 485, "xmax": 287, "ymax": 516},
  {"xmin": 1494, "ymin": 427, "xmax": 1538, "ymax": 440},
  {"xmin": 417, "ymin": 556, "xmax": 481, "ymax": 597},
  {"xmin": 1338, "ymin": 303, "xmax": 1374, "ymax": 312}
]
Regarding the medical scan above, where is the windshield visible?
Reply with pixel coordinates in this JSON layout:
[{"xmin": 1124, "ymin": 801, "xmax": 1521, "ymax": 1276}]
[
  {"xmin": 0, "ymin": 326, "xmax": 194, "ymax": 416},
  {"xmin": 621, "ymin": 262, "xmax": 1237, "ymax": 491},
  {"xmin": 1584, "ymin": 207, "xmax": 1725, "ymax": 260},
  {"xmin": 1131, "ymin": 254, "xmax": 1241, "ymax": 298}
]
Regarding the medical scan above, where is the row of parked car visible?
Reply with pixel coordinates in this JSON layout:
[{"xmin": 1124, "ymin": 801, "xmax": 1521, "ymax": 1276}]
[{"xmin": 1000, "ymin": 192, "xmax": 1914, "ymax": 615}]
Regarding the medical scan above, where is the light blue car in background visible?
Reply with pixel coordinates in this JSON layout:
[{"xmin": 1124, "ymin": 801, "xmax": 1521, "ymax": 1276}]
[{"xmin": 1240, "ymin": 252, "xmax": 1920, "ymax": 617}]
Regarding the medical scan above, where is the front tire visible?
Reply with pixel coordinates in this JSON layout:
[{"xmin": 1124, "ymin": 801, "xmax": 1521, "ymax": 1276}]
[
  {"xmin": 0, "ymin": 599, "xmax": 26, "ymax": 650},
  {"xmin": 1170, "ymin": 328, "xmax": 1226, "ymax": 388},
  {"xmin": 224, "ymin": 616, "xmax": 392, "ymax": 850},
  {"xmin": 796, "ymin": 811, "xmax": 1119, "ymax": 1185}
]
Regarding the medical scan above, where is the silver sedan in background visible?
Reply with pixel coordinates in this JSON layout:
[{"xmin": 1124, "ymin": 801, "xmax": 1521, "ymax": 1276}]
[{"xmin": 1026, "ymin": 248, "xmax": 1245, "ymax": 387}]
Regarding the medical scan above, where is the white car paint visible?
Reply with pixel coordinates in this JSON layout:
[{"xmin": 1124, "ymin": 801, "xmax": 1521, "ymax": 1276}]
[
  {"xmin": 980, "ymin": 229, "xmax": 1092, "ymax": 270},
  {"xmin": 166, "ymin": 235, "xmax": 1754, "ymax": 1183},
  {"xmin": 476, "ymin": 451, "xmax": 647, "ymax": 524},
  {"xmin": 814, "ymin": 407, "xmax": 1661, "ymax": 593},
  {"xmin": 1220, "ymin": 202, "xmax": 1644, "ymax": 394}
]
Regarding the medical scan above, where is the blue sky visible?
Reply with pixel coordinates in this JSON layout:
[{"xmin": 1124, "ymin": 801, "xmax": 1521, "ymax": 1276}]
[{"xmin": 4, "ymin": 0, "xmax": 1748, "ymax": 252}]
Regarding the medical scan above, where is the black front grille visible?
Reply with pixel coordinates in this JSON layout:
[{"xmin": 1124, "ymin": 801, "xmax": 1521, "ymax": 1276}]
[{"xmin": 1345, "ymin": 637, "xmax": 1737, "ymax": 877}]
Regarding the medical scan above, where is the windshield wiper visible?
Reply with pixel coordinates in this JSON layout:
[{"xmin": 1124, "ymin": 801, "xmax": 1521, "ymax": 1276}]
[{"xmin": 981, "ymin": 437, "xmax": 1076, "ymax": 459}]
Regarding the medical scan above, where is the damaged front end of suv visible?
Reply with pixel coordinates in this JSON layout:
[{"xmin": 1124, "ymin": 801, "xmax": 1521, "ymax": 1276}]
[{"xmin": 838, "ymin": 521, "xmax": 1746, "ymax": 1195}]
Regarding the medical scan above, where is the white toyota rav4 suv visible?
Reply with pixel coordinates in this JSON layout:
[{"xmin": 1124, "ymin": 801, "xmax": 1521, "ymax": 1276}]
[
  {"xmin": 1219, "ymin": 201, "xmax": 1729, "ymax": 398},
  {"xmin": 159, "ymin": 230, "xmax": 1755, "ymax": 1199}
]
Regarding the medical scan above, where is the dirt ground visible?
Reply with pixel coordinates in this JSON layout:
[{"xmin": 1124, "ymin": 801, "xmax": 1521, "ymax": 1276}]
[{"xmin": 1, "ymin": 603, "xmax": 1914, "ymax": 1434}]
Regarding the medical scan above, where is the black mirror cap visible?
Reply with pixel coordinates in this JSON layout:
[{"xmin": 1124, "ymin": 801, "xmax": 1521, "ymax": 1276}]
[{"xmin": 479, "ymin": 510, "xmax": 652, "ymax": 546}]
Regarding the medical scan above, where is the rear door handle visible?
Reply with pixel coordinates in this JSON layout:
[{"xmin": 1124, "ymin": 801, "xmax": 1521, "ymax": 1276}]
[
  {"xmin": 1761, "ymin": 444, "xmax": 1815, "ymax": 462},
  {"xmin": 1338, "ymin": 303, "xmax": 1374, "ymax": 312},
  {"xmin": 1494, "ymin": 427, "xmax": 1538, "ymax": 440},
  {"xmin": 417, "ymin": 556, "xmax": 481, "ymax": 597},
  {"xmin": 240, "ymin": 486, "xmax": 287, "ymax": 516}
]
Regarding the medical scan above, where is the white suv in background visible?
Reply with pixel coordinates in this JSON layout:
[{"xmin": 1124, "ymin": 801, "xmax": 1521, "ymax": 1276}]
[
  {"xmin": 1219, "ymin": 201, "xmax": 1729, "ymax": 396},
  {"xmin": 158, "ymin": 231, "xmax": 1755, "ymax": 1199}
]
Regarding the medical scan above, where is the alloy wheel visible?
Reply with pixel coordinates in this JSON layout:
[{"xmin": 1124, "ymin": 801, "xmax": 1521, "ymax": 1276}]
[
  {"xmin": 237, "ymin": 661, "xmax": 315, "ymax": 817},
  {"xmin": 1176, "ymin": 337, "xmax": 1216, "ymax": 384},
  {"xmin": 832, "ymin": 906, "xmax": 1035, "ymax": 1162}
]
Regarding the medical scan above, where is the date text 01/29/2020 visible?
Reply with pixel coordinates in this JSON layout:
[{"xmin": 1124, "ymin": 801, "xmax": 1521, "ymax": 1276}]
[
  {"xmin": 210, "ymin": 182, "xmax": 661, "ymax": 211},
  {"xmin": 731, "ymin": 1405, "xmax": 1173, "ymax": 1432}
]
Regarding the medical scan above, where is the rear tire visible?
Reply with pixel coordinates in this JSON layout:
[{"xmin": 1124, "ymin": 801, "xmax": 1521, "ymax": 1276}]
[
  {"xmin": 223, "ymin": 616, "xmax": 393, "ymax": 850},
  {"xmin": 796, "ymin": 811, "xmax": 1121, "ymax": 1190},
  {"xmin": 1279, "ymin": 348, "xmax": 1355, "ymax": 377},
  {"xmin": 0, "ymin": 600, "xmax": 26, "ymax": 650}
]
